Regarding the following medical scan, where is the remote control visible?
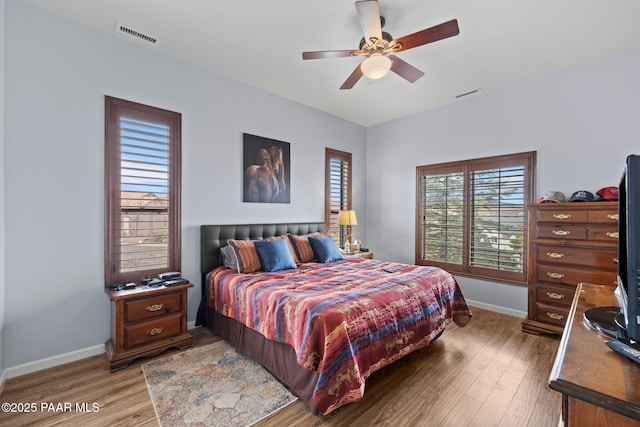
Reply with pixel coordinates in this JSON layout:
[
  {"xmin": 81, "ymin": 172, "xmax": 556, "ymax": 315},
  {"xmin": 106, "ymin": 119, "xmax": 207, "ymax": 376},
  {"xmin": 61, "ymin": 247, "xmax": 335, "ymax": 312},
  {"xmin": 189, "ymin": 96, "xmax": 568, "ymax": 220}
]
[
  {"xmin": 164, "ymin": 278, "xmax": 189, "ymax": 286},
  {"xmin": 605, "ymin": 340, "xmax": 640, "ymax": 365}
]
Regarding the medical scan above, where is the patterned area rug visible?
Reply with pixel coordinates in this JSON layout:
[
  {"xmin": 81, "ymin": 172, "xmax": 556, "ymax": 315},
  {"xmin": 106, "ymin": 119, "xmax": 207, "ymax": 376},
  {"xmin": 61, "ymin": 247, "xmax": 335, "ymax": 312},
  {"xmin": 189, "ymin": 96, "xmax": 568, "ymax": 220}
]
[{"xmin": 142, "ymin": 340, "xmax": 298, "ymax": 427}]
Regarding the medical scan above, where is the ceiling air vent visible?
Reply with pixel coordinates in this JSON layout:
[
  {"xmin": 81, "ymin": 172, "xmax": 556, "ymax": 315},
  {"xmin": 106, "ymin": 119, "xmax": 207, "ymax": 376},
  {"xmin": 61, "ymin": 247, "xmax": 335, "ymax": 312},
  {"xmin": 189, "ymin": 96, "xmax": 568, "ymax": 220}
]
[
  {"xmin": 115, "ymin": 22, "xmax": 158, "ymax": 45},
  {"xmin": 455, "ymin": 88, "xmax": 482, "ymax": 99}
]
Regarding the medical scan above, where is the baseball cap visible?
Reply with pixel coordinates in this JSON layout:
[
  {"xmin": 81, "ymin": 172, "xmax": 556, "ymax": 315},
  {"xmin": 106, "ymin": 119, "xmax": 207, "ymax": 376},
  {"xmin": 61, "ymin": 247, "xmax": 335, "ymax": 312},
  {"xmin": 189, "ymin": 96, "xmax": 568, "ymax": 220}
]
[
  {"xmin": 596, "ymin": 186, "xmax": 619, "ymax": 201},
  {"xmin": 538, "ymin": 191, "xmax": 566, "ymax": 203},
  {"xmin": 569, "ymin": 190, "xmax": 595, "ymax": 202}
]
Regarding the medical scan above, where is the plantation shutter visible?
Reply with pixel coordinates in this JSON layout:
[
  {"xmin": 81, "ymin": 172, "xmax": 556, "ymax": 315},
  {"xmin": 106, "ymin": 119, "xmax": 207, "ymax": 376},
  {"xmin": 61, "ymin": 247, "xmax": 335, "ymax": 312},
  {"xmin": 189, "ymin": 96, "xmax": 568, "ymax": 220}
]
[
  {"xmin": 416, "ymin": 151, "xmax": 534, "ymax": 285},
  {"xmin": 325, "ymin": 148, "xmax": 352, "ymax": 246},
  {"xmin": 419, "ymin": 169, "xmax": 464, "ymax": 265},
  {"xmin": 469, "ymin": 165, "xmax": 526, "ymax": 274},
  {"xmin": 105, "ymin": 96, "xmax": 182, "ymax": 284}
]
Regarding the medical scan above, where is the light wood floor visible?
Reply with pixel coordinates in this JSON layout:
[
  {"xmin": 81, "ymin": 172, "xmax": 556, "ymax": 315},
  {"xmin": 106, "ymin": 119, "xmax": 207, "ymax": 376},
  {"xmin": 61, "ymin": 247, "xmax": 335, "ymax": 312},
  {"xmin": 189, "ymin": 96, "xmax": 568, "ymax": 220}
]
[{"xmin": 0, "ymin": 307, "xmax": 561, "ymax": 427}]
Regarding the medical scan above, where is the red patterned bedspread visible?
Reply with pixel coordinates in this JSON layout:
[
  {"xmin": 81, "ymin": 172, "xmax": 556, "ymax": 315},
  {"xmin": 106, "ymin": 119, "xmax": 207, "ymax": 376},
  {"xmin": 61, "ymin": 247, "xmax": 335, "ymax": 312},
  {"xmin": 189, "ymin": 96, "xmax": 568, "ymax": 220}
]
[{"xmin": 207, "ymin": 256, "xmax": 471, "ymax": 414}]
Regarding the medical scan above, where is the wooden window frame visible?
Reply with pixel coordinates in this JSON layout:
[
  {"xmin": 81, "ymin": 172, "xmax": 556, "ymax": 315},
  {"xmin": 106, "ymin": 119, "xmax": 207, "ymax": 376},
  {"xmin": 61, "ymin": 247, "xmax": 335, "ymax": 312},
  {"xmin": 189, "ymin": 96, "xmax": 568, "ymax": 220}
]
[
  {"xmin": 104, "ymin": 96, "xmax": 182, "ymax": 285},
  {"xmin": 325, "ymin": 148, "xmax": 353, "ymax": 246},
  {"xmin": 415, "ymin": 151, "xmax": 536, "ymax": 285}
]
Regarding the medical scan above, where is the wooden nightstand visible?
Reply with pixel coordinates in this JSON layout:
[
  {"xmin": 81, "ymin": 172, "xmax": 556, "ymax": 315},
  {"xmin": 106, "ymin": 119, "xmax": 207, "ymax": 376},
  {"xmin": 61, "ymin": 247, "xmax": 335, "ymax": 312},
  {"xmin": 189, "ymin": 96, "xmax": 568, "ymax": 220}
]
[
  {"xmin": 353, "ymin": 251, "xmax": 373, "ymax": 259},
  {"xmin": 105, "ymin": 282, "xmax": 194, "ymax": 371}
]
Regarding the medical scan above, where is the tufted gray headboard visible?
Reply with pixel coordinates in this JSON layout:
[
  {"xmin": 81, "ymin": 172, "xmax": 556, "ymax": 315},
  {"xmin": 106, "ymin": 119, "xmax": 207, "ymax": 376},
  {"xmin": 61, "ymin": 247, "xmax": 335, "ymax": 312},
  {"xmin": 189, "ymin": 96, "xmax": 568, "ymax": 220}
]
[{"xmin": 199, "ymin": 222, "xmax": 326, "ymax": 295}]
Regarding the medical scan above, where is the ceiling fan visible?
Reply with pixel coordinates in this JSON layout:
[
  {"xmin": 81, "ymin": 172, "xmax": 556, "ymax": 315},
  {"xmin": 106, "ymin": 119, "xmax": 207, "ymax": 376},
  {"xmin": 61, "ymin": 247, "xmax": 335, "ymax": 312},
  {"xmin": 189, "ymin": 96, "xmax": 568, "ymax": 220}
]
[{"xmin": 302, "ymin": 0, "xmax": 459, "ymax": 90}]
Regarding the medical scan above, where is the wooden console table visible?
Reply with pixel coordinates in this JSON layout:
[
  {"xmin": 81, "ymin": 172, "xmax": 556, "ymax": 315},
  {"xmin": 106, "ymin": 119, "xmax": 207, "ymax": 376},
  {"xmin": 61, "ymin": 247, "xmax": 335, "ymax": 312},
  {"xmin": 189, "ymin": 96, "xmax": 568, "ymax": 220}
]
[{"xmin": 549, "ymin": 283, "xmax": 640, "ymax": 426}]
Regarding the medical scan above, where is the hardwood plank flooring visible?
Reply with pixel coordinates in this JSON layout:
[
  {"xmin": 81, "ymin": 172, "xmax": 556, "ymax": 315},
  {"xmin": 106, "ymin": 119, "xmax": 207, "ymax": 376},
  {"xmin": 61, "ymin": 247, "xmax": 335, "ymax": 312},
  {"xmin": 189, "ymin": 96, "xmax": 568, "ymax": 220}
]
[{"xmin": 0, "ymin": 308, "xmax": 561, "ymax": 426}]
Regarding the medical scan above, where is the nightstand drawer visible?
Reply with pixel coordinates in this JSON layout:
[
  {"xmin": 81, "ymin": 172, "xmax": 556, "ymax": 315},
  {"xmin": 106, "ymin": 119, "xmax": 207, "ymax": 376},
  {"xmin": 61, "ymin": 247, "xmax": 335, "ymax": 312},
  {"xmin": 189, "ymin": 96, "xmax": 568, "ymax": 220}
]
[
  {"xmin": 125, "ymin": 292, "xmax": 183, "ymax": 323},
  {"xmin": 124, "ymin": 313, "xmax": 182, "ymax": 348}
]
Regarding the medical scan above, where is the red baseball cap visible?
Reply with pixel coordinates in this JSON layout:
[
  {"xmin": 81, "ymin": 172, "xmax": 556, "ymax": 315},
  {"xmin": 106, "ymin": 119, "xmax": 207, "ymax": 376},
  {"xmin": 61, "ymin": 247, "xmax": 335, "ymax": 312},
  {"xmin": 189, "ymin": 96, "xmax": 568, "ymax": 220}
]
[{"xmin": 596, "ymin": 186, "xmax": 618, "ymax": 201}]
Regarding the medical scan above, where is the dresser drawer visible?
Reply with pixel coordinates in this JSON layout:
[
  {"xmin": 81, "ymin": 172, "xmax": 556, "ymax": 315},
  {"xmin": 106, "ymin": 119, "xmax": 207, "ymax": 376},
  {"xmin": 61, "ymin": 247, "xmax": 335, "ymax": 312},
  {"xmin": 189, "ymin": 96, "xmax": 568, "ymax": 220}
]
[
  {"xmin": 537, "ymin": 225, "xmax": 587, "ymax": 240},
  {"xmin": 125, "ymin": 292, "xmax": 183, "ymax": 323},
  {"xmin": 535, "ymin": 303, "xmax": 570, "ymax": 327},
  {"xmin": 537, "ymin": 210, "xmax": 588, "ymax": 223},
  {"xmin": 588, "ymin": 209, "xmax": 619, "ymax": 224},
  {"xmin": 535, "ymin": 245, "xmax": 618, "ymax": 271},
  {"xmin": 537, "ymin": 264, "xmax": 617, "ymax": 287},
  {"xmin": 588, "ymin": 227, "xmax": 619, "ymax": 242},
  {"xmin": 124, "ymin": 313, "xmax": 182, "ymax": 348},
  {"xmin": 536, "ymin": 283, "xmax": 575, "ymax": 308}
]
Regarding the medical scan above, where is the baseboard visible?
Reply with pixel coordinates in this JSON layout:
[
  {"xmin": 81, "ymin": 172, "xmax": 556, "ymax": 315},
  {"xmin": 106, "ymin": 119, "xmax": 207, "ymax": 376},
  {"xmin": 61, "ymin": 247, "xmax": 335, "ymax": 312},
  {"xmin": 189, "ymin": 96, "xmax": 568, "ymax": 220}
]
[
  {"xmin": 466, "ymin": 299, "xmax": 527, "ymax": 319},
  {"xmin": 0, "ymin": 368, "xmax": 7, "ymax": 395},
  {"xmin": 6, "ymin": 344, "xmax": 105, "ymax": 379},
  {"xmin": 7, "ymin": 321, "xmax": 201, "ymax": 379}
]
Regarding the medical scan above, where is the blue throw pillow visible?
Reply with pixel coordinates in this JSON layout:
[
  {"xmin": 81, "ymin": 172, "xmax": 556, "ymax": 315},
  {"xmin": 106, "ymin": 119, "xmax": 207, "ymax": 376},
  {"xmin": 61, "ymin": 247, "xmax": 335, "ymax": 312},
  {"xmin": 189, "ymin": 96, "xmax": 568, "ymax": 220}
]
[
  {"xmin": 254, "ymin": 238, "xmax": 297, "ymax": 272},
  {"xmin": 308, "ymin": 236, "xmax": 344, "ymax": 263}
]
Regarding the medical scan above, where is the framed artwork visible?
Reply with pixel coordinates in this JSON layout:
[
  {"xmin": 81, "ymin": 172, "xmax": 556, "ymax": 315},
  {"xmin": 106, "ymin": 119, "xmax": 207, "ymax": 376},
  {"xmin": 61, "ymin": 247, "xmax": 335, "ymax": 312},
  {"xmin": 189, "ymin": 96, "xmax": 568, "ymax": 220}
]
[{"xmin": 243, "ymin": 133, "xmax": 290, "ymax": 203}]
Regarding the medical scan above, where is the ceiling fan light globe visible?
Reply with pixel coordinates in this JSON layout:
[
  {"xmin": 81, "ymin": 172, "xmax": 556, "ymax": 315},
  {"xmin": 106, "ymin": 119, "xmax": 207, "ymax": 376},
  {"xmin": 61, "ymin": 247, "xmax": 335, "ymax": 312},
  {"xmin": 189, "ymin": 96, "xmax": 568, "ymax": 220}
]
[{"xmin": 361, "ymin": 53, "xmax": 391, "ymax": 80}]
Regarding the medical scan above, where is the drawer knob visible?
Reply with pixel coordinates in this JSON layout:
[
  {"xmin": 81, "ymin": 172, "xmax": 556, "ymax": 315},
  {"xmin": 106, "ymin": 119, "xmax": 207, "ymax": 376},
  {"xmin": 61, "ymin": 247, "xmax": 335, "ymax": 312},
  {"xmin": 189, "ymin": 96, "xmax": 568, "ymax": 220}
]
[
  {"xmin": 547, "ymin": 272, "xmax": 565, "ymax": 279},
  {"xmin": 607, "ymin": 213, "xmax": 619, "ymax": 220},
  {"xmin": 552, "ymin": 230, "xmax": 570, "ymax": 236},
  {"xmin": 147, "ymin": 327, "xmax": 164, "ymax": 336},
  {"xmin": 553, "ymin": 213, "xmax": 571, "ymax": 219},
  {"xmin": 547, "ymin": 292, "xmax": 564, "ymax": 300},
  {"xmin": 147, "ymin": 304, "xmax": 164, "ymax": 312},
  {"xmin": 546, "ymin": 252, "xmax": 565, "ymax": 259},
  {"xmin": 606, "ymin": 232, "xmax": 619, "ymax": 239},
  {"xmin": 546, "ymin": 312, "xmax": 565, "ymax": 320}
]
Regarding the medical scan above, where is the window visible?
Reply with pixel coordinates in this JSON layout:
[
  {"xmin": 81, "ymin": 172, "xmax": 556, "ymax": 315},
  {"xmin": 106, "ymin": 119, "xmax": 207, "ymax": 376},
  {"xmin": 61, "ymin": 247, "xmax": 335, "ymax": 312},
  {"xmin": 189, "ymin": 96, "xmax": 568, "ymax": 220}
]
[
  {"xmin": 416, "ymin": 151, "xmax": 536, "ymax": 284},
  {"xmin": 325, "ymin": 148, "xmax": 352, "ymax": 246},
  {"xmin": 105, "ymin": 96, "xmax": 182, "ymax": 284}
]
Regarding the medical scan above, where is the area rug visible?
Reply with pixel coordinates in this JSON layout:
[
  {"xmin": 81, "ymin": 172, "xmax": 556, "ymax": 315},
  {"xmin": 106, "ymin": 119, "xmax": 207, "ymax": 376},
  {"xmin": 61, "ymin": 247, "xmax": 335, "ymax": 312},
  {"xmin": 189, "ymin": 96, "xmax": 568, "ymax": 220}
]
[{"xmin": 142, "ymin": 340, "xmax": 298, "ymax": 427}]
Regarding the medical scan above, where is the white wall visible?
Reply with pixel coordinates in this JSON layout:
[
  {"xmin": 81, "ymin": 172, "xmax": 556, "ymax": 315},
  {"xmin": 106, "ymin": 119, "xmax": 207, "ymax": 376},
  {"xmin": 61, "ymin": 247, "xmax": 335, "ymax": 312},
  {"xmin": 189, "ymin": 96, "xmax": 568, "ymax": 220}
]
[
  {"xmin": 366, "ymin": 49, "xmax": 640, "ymax": 316},
  {"xmin": 3, "ymin": 2, "xmax": 366, "ymax": 371}
]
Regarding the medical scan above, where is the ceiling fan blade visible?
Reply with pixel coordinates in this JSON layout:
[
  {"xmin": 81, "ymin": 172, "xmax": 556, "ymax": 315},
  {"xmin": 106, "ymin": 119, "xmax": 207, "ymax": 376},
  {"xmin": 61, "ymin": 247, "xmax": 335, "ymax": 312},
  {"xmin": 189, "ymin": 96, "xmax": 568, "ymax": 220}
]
[
  {"xmin": 355, "ymin": 0, "xmax": 382, "ymax": 42},
  {"xmin": 340, "ymin": 64, "xmax": 364, "ymax": 90},
  {"xmin": 389, "ymin": 55, "xmax": 424, "ymax": 83},
  {"xmin": 302, "ymin": 50, "xmax": 358, "ymax": 60},
  {"xmin": 393, "ymin": 19, "xmax": 459, "ymax": 52}
]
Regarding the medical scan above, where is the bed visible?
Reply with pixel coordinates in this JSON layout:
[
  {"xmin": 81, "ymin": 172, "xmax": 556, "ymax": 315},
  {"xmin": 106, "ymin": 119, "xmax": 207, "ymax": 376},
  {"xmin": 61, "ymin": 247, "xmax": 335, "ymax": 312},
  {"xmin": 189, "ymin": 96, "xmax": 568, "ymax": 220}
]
[{"xmin": 197, "ymin": 222, "xmax": 471, "ymax": 415}]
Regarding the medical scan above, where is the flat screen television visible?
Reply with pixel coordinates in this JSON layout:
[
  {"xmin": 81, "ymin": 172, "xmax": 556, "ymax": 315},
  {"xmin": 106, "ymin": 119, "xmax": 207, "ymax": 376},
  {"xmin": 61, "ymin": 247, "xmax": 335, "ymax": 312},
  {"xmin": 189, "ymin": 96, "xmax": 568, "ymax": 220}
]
[{"xmin": 616, "ymin": 154, "xmax": 640, "ymax": 344}]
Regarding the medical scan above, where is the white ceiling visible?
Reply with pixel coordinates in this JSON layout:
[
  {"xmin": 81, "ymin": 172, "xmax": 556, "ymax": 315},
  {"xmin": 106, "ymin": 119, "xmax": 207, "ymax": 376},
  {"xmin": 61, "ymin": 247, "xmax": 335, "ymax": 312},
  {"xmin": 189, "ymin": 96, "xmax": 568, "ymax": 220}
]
[{"xmin": 21, "ymin": 0, "xmax": 640, "ymax": 127}]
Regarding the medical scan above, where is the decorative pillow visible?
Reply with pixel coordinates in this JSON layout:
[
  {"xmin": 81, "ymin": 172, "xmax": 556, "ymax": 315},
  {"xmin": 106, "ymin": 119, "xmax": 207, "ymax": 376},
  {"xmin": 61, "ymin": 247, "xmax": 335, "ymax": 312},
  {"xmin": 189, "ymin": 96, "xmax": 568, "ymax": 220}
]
[
  {"xmin": 287, "ymin": 230, "xmax": 329, "ymax": 263},
  {"xmin": 227, "ymin": 239, "xmax": 262, "ymax": 273},
  {"xmin": 254, "ymin": 238, "xmax": 297, "ymax": 272},
  {"xmin": 308, "ymin": 235, "xmax": 344, "ymax": 263},
  {"xmin": 219, "ymin": 245, "xmax": 238, "ymax": 270},
  {"xmin": 286, "ymin": 233, "xmax": 316, "ymax": 263}
]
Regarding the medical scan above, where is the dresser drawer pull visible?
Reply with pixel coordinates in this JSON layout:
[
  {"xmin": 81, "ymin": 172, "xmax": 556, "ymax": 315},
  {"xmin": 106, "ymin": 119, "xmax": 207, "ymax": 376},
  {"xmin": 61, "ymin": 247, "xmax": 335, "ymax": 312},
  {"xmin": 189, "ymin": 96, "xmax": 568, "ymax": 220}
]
[
  {"xmin": 553, "ymin": 213, "xmax": 571, "ymax": 219},
  {"xmin": 547, "ymin": 272, "xmax": 565, "ymax": 279},
  {"xmin": 546, "ymin": 312, "xmax": 565, "ymax": 320},
  {"xmin": 546, "ymin": 252, "xmax": 565, "ymax": 259},
  {"xmin": 147, "ymin": 327, "xmax": 164, "ymax": 336},
  {"xmin": 546, "ymin": 292, "xmax": 564, "ymax": 300},
  {"xmin": 606, "ymin": 232, "xmax": 619, "ymax": 239},
  {"xmin": 607, "ymin": 213, "xmax": 619, "ymax": 220},
  {"xmin": 146, "ymin": 304, "xmax": 164, "ymax": 312},
  {"xmin": 552, "ymin": 230, "xmax": 570, "ymax": 236}
]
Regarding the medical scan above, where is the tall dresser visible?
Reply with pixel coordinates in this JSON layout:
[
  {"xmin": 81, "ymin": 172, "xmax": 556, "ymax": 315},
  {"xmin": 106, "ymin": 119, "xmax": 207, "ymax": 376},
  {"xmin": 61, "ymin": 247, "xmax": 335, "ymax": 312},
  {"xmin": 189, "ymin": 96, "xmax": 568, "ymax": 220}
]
[{"xmin": 522, "ymin": 201, "xmax": 619, "ymax": 334}]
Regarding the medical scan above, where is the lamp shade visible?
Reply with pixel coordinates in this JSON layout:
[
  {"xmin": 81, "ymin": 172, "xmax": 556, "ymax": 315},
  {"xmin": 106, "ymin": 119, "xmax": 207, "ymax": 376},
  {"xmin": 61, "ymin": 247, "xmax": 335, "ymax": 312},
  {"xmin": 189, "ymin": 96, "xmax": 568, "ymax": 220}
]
[
  {"xmin": 360, "ymin": 53, "xmax": 391, "ymax": 80},
  {"xmin": 338, "ymin": 210, "xmax": 358, "ymax": 226}
]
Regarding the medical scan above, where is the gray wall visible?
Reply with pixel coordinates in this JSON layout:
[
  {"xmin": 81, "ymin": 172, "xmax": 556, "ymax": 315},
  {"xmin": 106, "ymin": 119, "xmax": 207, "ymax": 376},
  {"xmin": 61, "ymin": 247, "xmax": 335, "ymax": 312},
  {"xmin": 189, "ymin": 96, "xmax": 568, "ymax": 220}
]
[
  {"xmin": 3, "ymin": 2, "xmax": 366, "ymax": 370},
  {"xmin": 365, "ymin": 49, "xmax": 640, "ymax": 316},
  {"xmin": 0, "ymin": 0, "xmax": 6, "ymax": 384}
]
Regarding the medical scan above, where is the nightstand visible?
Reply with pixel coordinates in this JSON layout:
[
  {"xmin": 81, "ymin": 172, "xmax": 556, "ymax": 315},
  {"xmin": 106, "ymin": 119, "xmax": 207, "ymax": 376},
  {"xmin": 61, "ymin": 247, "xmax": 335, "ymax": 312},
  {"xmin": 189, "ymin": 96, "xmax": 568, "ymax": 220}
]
[
  {"xmin": 354, "ymin": 251, "xmax": 373, "ymax": 259},
  {"xmin": 105, "ymin": 282, "xmax": 194, "ymax": 371}
]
